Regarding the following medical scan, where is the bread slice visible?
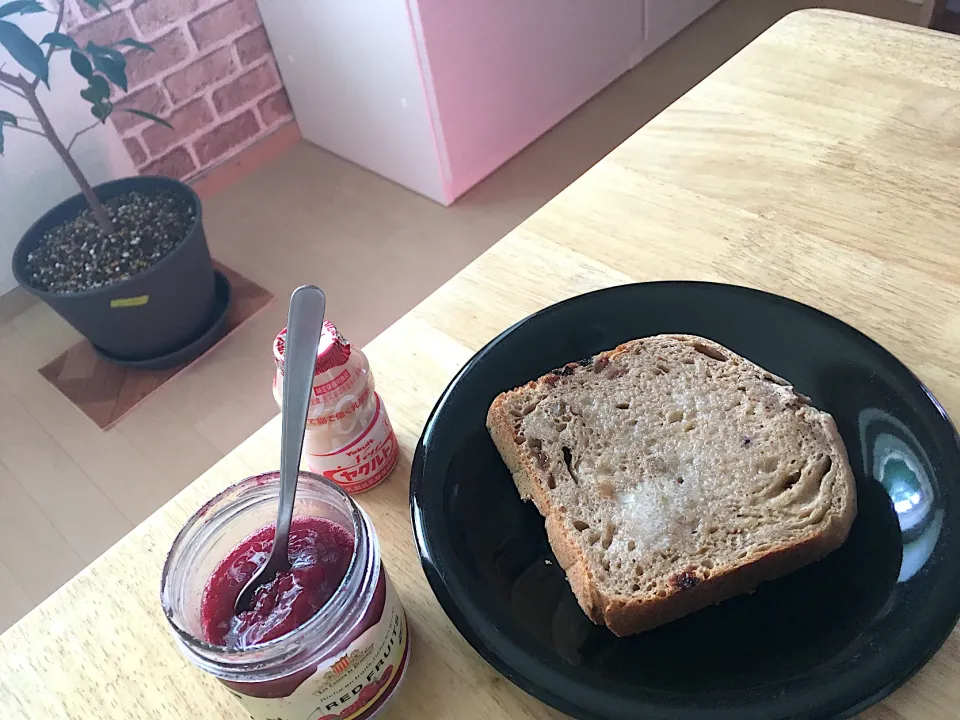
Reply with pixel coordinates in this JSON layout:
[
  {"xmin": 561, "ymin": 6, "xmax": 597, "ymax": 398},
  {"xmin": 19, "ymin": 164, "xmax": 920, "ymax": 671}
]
[{"xmin": 486, "ymin": 334, "xmax": 856, "ymax": 637}]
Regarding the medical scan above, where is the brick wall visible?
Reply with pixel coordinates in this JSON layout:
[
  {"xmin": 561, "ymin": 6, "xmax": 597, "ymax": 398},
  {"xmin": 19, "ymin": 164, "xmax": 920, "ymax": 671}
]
[{"xmin": 64, "ymin": 0, "xmax": 294, "ymax": 181}]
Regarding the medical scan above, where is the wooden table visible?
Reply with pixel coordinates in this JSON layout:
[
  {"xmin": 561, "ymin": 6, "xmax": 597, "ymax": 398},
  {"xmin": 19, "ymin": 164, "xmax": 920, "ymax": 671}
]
[{"xmin": 2, "ymin": 9, "xmax": 959, "ymax": 719}]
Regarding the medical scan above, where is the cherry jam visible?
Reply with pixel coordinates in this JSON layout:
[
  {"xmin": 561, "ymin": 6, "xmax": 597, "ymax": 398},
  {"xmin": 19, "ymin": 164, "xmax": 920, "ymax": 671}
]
[
  {"xmin": 201, "ymin": 517, "xmax": 354, "ymax": 649},
  {"xmin": 162, "ymin": 470, "xmax": 409, "ymax": 720}
]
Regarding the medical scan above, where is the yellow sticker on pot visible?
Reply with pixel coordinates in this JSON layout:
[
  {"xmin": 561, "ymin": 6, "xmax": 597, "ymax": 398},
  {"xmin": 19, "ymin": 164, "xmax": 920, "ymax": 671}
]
[{"xmin": 110, "ymin": 295, "xmax": 150, "ymax": 308}]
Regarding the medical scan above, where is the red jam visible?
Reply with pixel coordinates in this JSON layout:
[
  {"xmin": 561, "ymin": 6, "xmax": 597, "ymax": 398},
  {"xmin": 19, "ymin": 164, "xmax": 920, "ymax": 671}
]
[{"xmin": 201, "ymin": 516, "xmax": 354, "ymax": 649}]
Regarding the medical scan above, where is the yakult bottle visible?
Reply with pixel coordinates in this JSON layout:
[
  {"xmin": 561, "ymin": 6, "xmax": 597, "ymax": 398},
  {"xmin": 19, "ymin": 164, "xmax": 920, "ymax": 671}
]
[{"xmin": 273, "ymin": 321, "xmax": 399, "ymax": 493}]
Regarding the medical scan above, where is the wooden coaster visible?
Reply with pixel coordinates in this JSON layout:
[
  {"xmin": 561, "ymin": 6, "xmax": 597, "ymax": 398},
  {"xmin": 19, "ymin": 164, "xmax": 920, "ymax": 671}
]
[{"xmin": 39, "ymin": 263, "xmax": 273, "ymax": 430}]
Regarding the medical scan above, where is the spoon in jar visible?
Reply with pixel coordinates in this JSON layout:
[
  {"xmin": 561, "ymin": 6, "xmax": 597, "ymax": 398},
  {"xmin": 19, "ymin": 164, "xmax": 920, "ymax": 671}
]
[{"xmin": 234, "ymin": 284, "xmax": 326, "ymax": 615}]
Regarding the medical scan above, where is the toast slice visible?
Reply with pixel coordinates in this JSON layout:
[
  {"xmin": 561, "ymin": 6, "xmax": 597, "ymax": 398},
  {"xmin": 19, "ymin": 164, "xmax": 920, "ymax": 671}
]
[{"xmin": 486, "ymin": 334, "xmax": 856, "ymax": 636}]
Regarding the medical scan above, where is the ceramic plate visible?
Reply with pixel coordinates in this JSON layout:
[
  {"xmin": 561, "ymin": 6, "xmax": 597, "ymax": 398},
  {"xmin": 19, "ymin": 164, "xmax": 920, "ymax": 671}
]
[{"xmin": 410, "ymin": 282, "xmax": 960, "ymax": 720}]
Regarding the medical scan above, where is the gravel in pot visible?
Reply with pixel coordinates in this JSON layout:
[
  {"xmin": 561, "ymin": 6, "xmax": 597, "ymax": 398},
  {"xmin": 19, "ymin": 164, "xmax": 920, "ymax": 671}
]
[{"xmin": 23, "ymin": 190, "xmax": 195, "ymax": 293}]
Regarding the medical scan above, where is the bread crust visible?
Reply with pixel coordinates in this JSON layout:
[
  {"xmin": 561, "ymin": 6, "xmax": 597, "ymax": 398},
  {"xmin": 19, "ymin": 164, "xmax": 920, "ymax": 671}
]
[{"xmin": 486, "ymin": 334, "xmax": 857, "ymax": 636}]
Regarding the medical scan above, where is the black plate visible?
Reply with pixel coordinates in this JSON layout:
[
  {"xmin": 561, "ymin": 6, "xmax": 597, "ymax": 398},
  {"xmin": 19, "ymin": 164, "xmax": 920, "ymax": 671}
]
[{"xmin": 410, "ymin": 282, "xmax": 960, "ymax": 720}]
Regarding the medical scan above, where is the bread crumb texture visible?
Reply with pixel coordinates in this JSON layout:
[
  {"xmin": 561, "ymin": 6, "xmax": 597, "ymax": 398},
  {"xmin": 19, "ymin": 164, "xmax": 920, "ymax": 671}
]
[{"xmin": 488, "ymin": 335, "xmax": 856, "ymax": 634}]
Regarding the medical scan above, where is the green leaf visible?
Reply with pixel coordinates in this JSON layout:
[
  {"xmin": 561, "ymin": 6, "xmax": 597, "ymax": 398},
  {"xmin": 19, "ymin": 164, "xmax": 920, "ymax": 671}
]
[
  {"xmin": 86, "ymin": 41, "xmax": 124, "ymax": 64},
  {"xmin": 0, "ymin": 110, "xmax": 16, "ymax": 125},
  {"xmin": 91, "ymin": 52, "xmax": 126, "ymax": 91},
  {"xmin": 0, "ymin": 20, "xmax": 49, "ymax": 85},
  {"xmin": 0, "ymin": 20, "xmax": 50, "ymax": 87},
  {"xmin": 0, "ymin": 1, "xmax": 44, "ymax": 19},
  {"xmin": 78, "ymin": 0, "xmax": 114, "ymax": 13},
  {"xmin": 41, "ymin": 31, "xmax": 79, "ymax": 51},
  {"xmin": 80, "ymin": 74, "xmax": 109, "ymax": 104},
  {"xmin": 123, "ymin": 108, "xmax": 172, "ymax": 130},
  {"xmin": 90, "ymin": 100, "xmax": 113, "ymax": 123},
  {"xmin": 89, "ymin": 73, "xmax": 110, "ymax": 99},
  {"xmin": 114, "ymin": 37, "xmax": 152, "ymax": 52},
  {"xmin": 70, "ymin": 50, "xmax": 93, "ymax": 79},
  {"xmin": 80, "ymin": 74, "xmax": 110, "ymax": 104}
]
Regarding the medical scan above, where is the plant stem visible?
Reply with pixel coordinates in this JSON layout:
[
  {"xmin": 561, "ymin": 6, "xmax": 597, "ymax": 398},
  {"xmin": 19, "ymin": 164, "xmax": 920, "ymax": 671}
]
[
  {"xmin": 0, "ymin": 5, "xmax": 115, "ymax": 235},
  {"xmin": 67, "ymin": 119, "xmax": 102, "ymax": 152},
  {"xmin": 5, "ymin": 123, "xmax": 46, "ymax": 137},
  {"xmin": 23, "ymin": 84, "xmax": 115, "ymax": 233},
  {"xmin": 0, "ymin": 82, "xmax": 26, "ymax": 98},
  {"xmin": 0, "ymin": 68, "xmax": 26, "ymax": 97},
  {"xmin": 32, "ymin": 0, "xmax": 66, "ymax": 91}
]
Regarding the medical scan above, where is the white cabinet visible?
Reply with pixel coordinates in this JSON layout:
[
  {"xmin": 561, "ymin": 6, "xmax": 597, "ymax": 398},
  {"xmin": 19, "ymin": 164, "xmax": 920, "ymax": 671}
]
[
  {"xmin": 255, "ymin": 1, "xmax": 447, "ymax": 203},
  {"xmin": 645, "ymin": 0, "xmax": 722, "ymax": 54},
  {"xmin": 258, "ymin": 0, "xmax": 719, "ymax": 206}
]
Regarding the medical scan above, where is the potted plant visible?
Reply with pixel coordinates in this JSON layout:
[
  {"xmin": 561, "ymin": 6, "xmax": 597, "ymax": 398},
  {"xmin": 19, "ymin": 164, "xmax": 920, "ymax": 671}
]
[{"xmin": 1, "ymin": 0, "xmax": 225, "ymax": 366}]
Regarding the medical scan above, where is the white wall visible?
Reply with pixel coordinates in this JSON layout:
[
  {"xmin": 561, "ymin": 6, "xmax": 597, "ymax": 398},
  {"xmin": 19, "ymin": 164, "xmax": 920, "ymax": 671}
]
[
  {"xmin": 0, "ymin": 11, "xmax": 135, "ymax": 295},
  {"xmin": 256, "ymin": 0, "xmax": 446, "ymax": 204}
]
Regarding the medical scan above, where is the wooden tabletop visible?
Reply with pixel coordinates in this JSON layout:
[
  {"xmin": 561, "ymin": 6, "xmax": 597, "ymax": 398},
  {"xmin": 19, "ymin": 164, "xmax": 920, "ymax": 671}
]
[{"xmin": 2, "ymin": 10, "xmax": 959, "ymax": 719}]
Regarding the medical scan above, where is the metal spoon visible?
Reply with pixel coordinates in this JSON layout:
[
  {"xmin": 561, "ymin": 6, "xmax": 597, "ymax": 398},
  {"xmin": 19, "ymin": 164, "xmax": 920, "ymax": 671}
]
[{"xmin": 234, "ymin": 284, "xmax": 326, "ymax": 614}]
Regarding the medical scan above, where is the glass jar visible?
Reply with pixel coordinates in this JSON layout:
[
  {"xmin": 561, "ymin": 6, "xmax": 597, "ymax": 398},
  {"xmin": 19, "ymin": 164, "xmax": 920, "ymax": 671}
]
[
  {"xmin": 273, "ymin": 321, "xmax": 399, "ymax": 494},
  {"xmin": 161, "ymin": 470, "xmax": 409, "ymax": 720}
]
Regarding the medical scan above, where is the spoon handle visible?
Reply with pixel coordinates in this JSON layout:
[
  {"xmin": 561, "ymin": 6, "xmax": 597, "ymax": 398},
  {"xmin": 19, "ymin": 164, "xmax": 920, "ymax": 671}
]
[{"xmin": 276, "ymin": 285, "xmax": 326, "ymax": 558}]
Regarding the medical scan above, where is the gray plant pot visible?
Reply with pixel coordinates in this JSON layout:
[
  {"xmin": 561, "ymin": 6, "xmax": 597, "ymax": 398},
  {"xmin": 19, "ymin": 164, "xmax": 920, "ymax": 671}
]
[{"xmin": 11, "ymin": 175, "xmax": 216, "ymax": 362}]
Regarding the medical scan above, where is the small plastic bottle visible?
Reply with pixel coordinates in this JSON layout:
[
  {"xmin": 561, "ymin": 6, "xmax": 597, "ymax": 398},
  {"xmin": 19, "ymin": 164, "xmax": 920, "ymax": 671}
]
[{"xmin": 272, "ymin": 321, "xmax": 399, "ymax": 493}]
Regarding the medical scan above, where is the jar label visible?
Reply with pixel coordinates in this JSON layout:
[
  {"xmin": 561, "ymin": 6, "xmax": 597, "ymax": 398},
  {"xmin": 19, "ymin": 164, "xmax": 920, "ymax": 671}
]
[
  {"xmin": 236, "ymin": 571, "xmax": 409, "ymax": 720},
  {"xmin": 305, "ymin": 393, "xmax": 399, "ymax": 494}
]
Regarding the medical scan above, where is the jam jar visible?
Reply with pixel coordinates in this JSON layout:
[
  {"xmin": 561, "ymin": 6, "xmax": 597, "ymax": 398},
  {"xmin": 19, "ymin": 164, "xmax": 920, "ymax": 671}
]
[{"xmin": 161, "ymin": 470, "xmax": 409, "ymax": 720}]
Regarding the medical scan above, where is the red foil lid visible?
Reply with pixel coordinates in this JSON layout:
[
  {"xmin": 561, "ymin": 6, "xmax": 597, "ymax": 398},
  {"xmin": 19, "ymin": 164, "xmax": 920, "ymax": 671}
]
[{"xmin": 274, "ymin": 320, "xmax": 352, "ymax": 376}]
